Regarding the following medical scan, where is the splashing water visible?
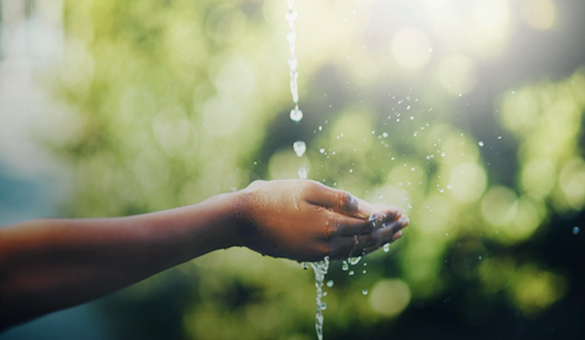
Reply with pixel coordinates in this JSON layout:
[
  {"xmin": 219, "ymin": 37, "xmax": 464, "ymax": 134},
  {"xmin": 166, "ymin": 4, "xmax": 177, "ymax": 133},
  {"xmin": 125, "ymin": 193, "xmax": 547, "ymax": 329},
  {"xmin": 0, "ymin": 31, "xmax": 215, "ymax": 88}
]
[
  {"xmin": 342, "ymin": 260, "xmax": 349, "ymax": 271},
  {"xmin": 348, "ymin": 256, "xmax": 362, "ymax": 265},
  {"xmin": 311, "ymin": 257, "xmax": 330, "ymax": 340}
]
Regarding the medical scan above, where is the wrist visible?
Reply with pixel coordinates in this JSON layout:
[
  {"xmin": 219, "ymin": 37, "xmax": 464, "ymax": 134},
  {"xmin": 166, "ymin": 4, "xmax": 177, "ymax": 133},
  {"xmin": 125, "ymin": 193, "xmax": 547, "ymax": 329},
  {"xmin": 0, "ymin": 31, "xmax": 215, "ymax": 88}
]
[{"xmin": 230, "ymin": 189, "xmax": 253, "ymax": 247}]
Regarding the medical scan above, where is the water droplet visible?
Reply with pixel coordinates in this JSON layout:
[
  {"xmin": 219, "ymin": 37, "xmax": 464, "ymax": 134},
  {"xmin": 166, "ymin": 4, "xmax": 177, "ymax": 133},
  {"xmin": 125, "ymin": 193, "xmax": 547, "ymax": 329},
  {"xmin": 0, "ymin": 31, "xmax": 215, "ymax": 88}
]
[
  {"xmin": 383, "ymin": 243, "xmax": 390, "ymax": 252},
  {"xmin": 573, "ymin": 227, "xmax": 580, "ymax": 235},
  {"xmin": 326, "ymin": 280, "xmax": 334, "ymax": 288},
  {"xmin": 479, "ymin": 256, "xmax": 483, "ymax": 260},
  {"xmin": 498, "ymin": 136, "xmax": 502, "ymax": 140},
  {"xmin": 290, "ymin": 107, "xmax": 303, "ymax": 122},
  {"xmin": 349, "ymin": 270, "xmax": 355, "ymax": 276},
  {"xmin": 382, "ymin": 132, "xmax": 388, "ymax": 138},
  {"xmin": 406, "ymin": 105, "xmax": 411, "ymax": 110},
  {"xmin": 478, "ymin": 141, "xmax": 484, "ymax": 147},
  {"xmin": 320, "ymin": 302, "xmax": 327, "ymax": 310},
  {"xmin": 342, "ymin": 260, "xmax": 349, "ymax": 271},
  {"xmin": 298, "ymin": 166, "xmax": 307, "ymax": 179},
  {"xmin": 293, "ymin": 141, "xmax": 306, "ymax": 157},
  {"xmin": 348, "ymin": 257, "xmax": 361, "ymax": 265},
  {"xmin": 319, "ymin": 148, "xmax": 325, "ymax": 154},
  {"xmin": 302, "ymin": 262, "xmax": 309, "ymax": 270},
  {"xmin": 446, "ymin": 232, "xmax": 450, "ymax": 236},
  {"xmin": 362, "ymin": 270, "xmax": 367, "ymax": 274},
  {"xmin": 318, "ymin": 125, "xmax": 322, "ymax": 131},
  {"xmin": 362, "ymin": 289, "xmax": 368, "ymax": 295}
]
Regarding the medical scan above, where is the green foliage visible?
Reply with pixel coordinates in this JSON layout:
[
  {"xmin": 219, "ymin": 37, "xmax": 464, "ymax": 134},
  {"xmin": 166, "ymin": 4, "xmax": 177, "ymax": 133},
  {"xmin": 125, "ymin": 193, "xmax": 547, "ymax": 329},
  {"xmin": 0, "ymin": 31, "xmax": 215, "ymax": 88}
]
[{"xmin": 45, "ymin": 0, "xmax": 585, "ymax": 338}]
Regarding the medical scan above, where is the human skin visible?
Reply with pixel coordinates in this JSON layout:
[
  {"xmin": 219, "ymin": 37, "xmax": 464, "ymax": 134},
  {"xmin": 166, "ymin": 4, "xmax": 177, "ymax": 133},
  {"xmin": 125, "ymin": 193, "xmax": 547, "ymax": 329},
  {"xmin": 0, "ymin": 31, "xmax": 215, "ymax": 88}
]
[{"xmin": 0, "ymin": 179, "xmax": 409, "ymax": 330}]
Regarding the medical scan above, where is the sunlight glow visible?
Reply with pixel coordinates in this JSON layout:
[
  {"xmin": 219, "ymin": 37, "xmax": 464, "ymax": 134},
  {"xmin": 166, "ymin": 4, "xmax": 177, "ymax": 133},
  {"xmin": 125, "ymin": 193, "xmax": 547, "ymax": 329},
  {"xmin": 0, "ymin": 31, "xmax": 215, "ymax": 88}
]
[
  {"xmin": 520, "ymin": 0, "xmax": 558, "ymax": 31},
  {"xmin": 391, "ymin": 27, "xmax": 432, "ymax": 71},
  {"xmin": 369, "ymin": 279, "xmax": 411, "ymax": 317},
  {"xmin": 437, "ymin": 54, "xmax": 478, "ymax": 95}
]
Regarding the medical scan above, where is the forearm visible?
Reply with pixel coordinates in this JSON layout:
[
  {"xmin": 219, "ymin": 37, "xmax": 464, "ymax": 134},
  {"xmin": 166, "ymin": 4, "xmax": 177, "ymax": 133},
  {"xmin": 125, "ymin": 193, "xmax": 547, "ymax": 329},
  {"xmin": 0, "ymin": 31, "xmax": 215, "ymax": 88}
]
[{"xmin": 0, "ymin": 192, "xmax": 241, "ymax": 330}]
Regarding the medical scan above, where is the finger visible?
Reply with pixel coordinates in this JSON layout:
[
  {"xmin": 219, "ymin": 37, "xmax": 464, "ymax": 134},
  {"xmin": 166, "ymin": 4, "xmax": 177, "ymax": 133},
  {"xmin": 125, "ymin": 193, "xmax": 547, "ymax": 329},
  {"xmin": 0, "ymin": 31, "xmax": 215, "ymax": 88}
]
[
  {"xmin": 327, "ymin": 235, "xmax": 369, "ymax": 259},
  {"xmin": 362, "ymin": 230, "xmax": 404, "ymax": 254},
  {"xmin": 369, "ymin": 216, "xmax": 404, "ymax": 245},
  {"xmin": 368, "ymin": 205, "xmax": 403, "ymax": 229},
  {"xmin": 327, "ymin": 216, "xmax": 407, "ymax": 258},
  {"xmin": 322, "ymin": 211, "xmax": 370, "ymax": 239},
  {"xmin": 305, "ymin": 182, "xmax": 372, "ymax": 218}
]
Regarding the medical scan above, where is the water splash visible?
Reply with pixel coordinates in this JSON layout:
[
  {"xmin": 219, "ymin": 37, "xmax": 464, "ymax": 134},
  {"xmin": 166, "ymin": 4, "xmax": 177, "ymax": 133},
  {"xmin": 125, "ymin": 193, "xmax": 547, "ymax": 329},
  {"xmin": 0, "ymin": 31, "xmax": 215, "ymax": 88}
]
[
  {"xmin": 348, "ymin": 257, "xmax": 361, "ymax": 265},
  {"xmin": 342, "ymin": 260, "xmax": 349, "ymax": 271},
  {"xmin": 311, "ymin": 257, "xmax": 330, "ymax": 340}
]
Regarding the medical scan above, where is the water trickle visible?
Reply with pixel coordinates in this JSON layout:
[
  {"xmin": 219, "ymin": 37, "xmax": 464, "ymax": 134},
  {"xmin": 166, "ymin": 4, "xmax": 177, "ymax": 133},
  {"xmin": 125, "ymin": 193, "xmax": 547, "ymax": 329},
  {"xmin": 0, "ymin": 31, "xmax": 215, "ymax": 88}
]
[
  {"xmin": 286, "ymin": 0, "xmax": 301, "ymax": 122},
  {"xmin": 311, "ymin": 257, "xmax": 330, "ymax": 340}
]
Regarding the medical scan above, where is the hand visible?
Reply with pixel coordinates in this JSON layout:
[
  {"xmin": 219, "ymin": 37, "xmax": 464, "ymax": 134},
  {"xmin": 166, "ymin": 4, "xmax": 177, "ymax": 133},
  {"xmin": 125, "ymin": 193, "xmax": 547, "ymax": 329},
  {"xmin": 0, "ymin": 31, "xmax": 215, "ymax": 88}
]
[{"xmin": 236, "ymin": 180, "xmax": 409, "ymax": 262}]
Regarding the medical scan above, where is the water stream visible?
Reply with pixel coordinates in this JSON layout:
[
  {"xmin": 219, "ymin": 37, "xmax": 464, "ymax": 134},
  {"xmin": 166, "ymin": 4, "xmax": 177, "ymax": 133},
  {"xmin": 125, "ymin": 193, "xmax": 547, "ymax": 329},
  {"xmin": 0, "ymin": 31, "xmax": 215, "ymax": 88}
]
[{"xmin": 285, "ymin": 1, "xmax": 329, "ymax": 339}]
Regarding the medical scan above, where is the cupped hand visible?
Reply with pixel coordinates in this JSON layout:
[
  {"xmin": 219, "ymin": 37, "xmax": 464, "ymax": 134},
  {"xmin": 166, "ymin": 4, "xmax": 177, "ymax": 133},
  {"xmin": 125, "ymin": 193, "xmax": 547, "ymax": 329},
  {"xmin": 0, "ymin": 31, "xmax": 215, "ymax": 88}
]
[{"xmin": 236, "ymin": 180, "xmax": 409, "ymax": 262}]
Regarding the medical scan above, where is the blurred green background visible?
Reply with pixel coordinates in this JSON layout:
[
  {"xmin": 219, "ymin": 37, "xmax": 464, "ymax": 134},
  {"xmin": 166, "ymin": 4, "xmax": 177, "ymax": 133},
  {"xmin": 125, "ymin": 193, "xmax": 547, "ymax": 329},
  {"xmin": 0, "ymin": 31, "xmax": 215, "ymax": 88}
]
[{"xmin": 2, "ymin": 0, "xmax": 585, "ymax": 339}]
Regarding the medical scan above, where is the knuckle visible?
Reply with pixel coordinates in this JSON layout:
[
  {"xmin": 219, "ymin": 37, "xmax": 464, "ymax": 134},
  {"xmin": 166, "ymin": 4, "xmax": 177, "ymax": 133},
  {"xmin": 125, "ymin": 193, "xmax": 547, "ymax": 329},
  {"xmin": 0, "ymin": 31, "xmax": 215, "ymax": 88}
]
[
  {"xmin": 324, "ymin": 223, "xmax": 339, "ymax": 240},
  {"xmin": 336, "ymin": 191, "xmax": 353, "ymax": 212}
]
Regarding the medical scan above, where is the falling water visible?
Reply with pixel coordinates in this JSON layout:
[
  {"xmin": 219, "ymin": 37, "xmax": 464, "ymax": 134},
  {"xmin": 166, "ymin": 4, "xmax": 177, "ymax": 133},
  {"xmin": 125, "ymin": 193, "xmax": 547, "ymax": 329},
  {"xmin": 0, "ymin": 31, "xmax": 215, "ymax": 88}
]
[
  {"xmin": 286, "ymin": 0, "xmax": 303, "ymax": 123},
  {"xmin": 310, "ymin": 257, "xmax": 330, "ymax": 340},
  {"xmin": 285, "ymin": 1, "xmax": 329, "ymax": 339}
]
